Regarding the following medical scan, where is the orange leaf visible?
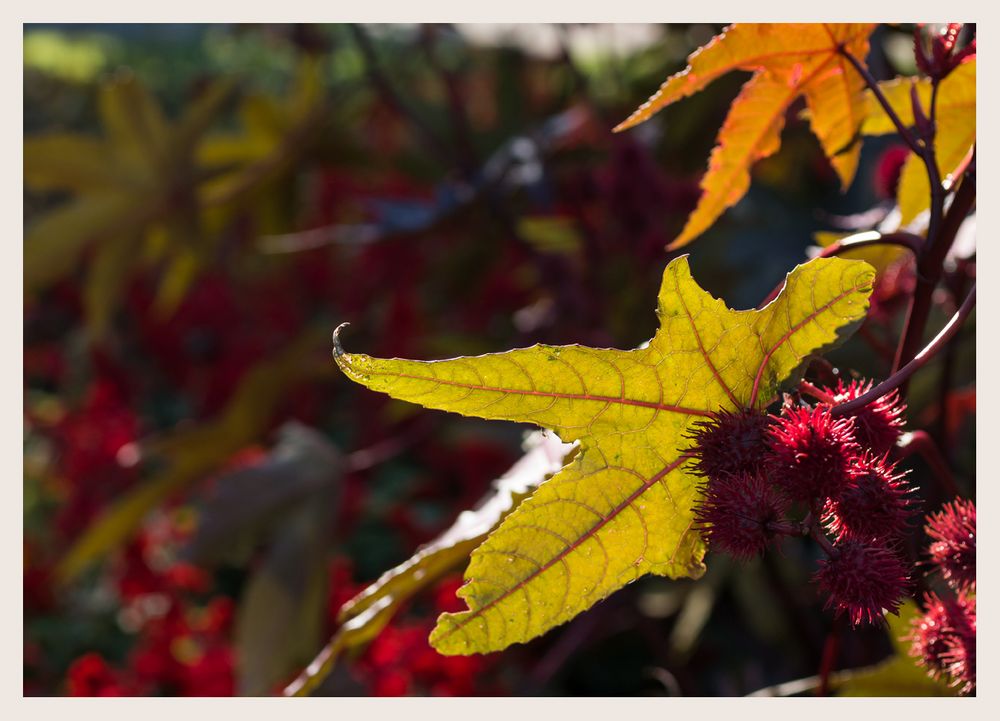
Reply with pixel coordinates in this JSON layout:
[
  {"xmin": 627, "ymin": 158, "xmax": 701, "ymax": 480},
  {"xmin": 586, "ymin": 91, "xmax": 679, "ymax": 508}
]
[{"xmin": 615, "ymin": 23, "xmax": 875, "ymax": 249}]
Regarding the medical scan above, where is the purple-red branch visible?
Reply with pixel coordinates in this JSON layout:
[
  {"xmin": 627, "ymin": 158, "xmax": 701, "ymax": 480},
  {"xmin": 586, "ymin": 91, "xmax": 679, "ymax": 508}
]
[{"xmin": 832, "ymin": 284, "xmax": 975, "ymax": 418}]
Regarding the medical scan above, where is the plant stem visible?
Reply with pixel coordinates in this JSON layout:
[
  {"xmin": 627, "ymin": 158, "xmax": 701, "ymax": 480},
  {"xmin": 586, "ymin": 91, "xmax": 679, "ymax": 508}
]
[
  {"xmin": 817, "ymin": 616, "xmax": 843, "ymax": 696},
  {"xmin": 810, "ymin": 524, "xmax": 836, "ymax": 557},
  {"xmin": 798, "ymin": 381, "xmax": 837, "ymax": 405},
  {"xmin": 832, "ymin": 283, "xmax": 975, "ymax": 417},
  {"xmin": 897, "ymin": 430, "xmax": 961, "ymax": 499},
  {"xmin": 838, "ymin": 48, "xmax": 922, "ymax": 155},
  {"xmin": 893, "ymin": 160, "xmax": 976, "ymax": 379},
  {"xmin": 755, "ymin": 231, "xmax": 921, "ymax": 310}
]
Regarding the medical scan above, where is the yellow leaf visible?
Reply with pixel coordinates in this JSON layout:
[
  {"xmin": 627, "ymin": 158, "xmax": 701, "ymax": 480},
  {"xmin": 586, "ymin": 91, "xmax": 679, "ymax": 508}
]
[
  {"xmin": 833, "ymin": 600, "xmax": 960, "ymax": 696},
  {"xmin": 84, "ymin": 233, "xmax": 136, "ymax": 341},
  {"xmin": 24, "ymin": 193, "xmax": 135, "ymax": 293},
  {"xmin": 517, "ymin": 216, "xmax": 582, "ymax": 255},
  {"xmin": 25, "ymin": 74, "xmax": 230, "ymax": 324},
  {"xmin": 335, "ymin": 255, "xmax": 875, "ymax": 654},
  {"xmin": 198, "ymin": 58, "xmax": 325, "ymax": 208},
  {"xmin": 615, "ymin": 23, "xmax": 875, "ymax": 248},
  {"xmin": 863, "ymin": 59, "xmax": 976, "ymax": 225},
  {"xmin": 23, "ymin": 134, "xmax": 120, "ymax": 193},
  {"xmin": 98, "ymin": 72, "xmax": 170, "ymax": 167}
]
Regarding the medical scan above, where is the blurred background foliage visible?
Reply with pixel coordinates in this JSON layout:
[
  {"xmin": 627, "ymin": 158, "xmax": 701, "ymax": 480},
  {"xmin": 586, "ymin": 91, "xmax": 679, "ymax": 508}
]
[{"xmin": 24, "ymin": 23, "xmax": 974, "ymax": 697}]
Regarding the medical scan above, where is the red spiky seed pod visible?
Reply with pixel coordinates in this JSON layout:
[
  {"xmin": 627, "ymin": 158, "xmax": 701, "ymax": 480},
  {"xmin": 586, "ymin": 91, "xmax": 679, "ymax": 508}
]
[
  {"xmin": 813, "ymin": 540, "xmax": 910, "ymax": 627},
  {"xmin": 693, "ymin": 472, "xmax": 788, "ymax": 561},
  {"xmin": 824, "ymin": 379, "xmax": 906, "ymax": 456},
  {"xmin": 824, "ymin": 454, "xmax": 917, "ymax": 543},
  {"xmin": 687, "ymin": 408, "xmax": 772, "ymax": 481},
  {"xmin": 766, "ymin": 405, "xmax": 858, "ymax": 502},
  {"xmin": 908, "ymin": 591, "xmax": 976, "ymax": 695},
  {"xmin": 926, "ymin": 498, "xmax": 976, "ymax": 592}
]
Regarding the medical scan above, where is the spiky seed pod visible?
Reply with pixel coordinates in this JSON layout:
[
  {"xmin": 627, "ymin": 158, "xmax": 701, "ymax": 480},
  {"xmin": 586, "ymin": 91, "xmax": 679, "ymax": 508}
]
[
  {"xmin": 693, "ymin": 472, "xmax": 788, "ymax": 561},
  {"xmin": 687, "ymin": 409, "xmax": 772, "ymax": 482},
  {"xmin": 926, "ymin": 498, "xmax": 976, "ymax": 592},
  {"xmin": 766, "ymin": 405, "xmax": 859, "ymax": 502},
  {"xmin": 908, "ymin": 591, "xmax": 976, "ymax": 695},
  {"xmin": 942, "ymin": 592, "xmax": 976, "ymax": 695},
  {"xmin": 824, "ymin": 454, "xmax": 917, "ymax": 543},
  {"xmin": 824, "ymin": 379, "xmax": 907, "ymax": 456},
  {"xmin": 813, "ymin": 540, "xmax": 910, "ymax": 627}
]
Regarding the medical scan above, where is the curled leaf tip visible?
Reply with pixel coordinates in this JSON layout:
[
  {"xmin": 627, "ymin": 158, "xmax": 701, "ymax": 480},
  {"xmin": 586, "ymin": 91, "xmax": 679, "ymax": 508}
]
[{"xmin": 332, "ymin": 322, "xmax": 351, "ymax": 358}]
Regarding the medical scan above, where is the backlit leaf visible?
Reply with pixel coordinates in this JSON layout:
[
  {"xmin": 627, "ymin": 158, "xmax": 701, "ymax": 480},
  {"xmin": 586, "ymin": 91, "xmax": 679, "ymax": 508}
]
[
  {"xmin": 334, "ymin": 255, "xmax": 875, "ymax": 654},
  {"xmin": 862, "ymin": 59, "xmax": 975, "ymax": 225},
  {"xmin": 615, "ymin": 23, "xmax": 875, "ymax": 249}
]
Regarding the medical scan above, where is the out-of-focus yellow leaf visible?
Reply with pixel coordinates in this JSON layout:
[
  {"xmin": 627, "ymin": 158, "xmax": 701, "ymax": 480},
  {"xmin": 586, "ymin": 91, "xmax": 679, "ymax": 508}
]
[
  {"xmin": 24, "ymin": 30, "xmax": 114, "ymax": 82},
  {"xmin": 198, "ymin": 57, "xmax": 325, "ymax": 209},
  {"xmin": 863, "ymin": 59, "xmax": 976, "ymax": 225},
  {"xmin": 23, "ymin": 135, "xmax": 120, "ymax": 192},
  {"xmin": 517, "ymin": 216, "xmax": 582, "ymax": 255},
  {"xmin": 285, "ymin": 431, "xmax": 576, "ymax": 697},
  {"xmin": 615, "ymin": 23, "xmax": 875, "ymax": 249},
  {"xmin": 24, "ymin": 192, "xmax": 136, "ymax": 292},
  {"xmin": 750, "ymin": 600, "xmax": 960, "ymax": 697},
  {"xmin": 55, "ymin": 329, "xmax": 334, "ymax": 585},
  {"xmin": 84, "ymin": 233, "xmax": 136, "ymax": 340},
  {"xmin": 98, "ymin": 73, "xmax": 170, "ymax": 167},
  {"xmin": 335, "ymin": 255, "xmax": 875, "ymax": 655},
  {"xmin": 834, "ymin": 600, "xmax": 960, "ymax": 697},
  {"xmin": 24, "ymin": 74, "xmax": 233, "ymax": 339}
]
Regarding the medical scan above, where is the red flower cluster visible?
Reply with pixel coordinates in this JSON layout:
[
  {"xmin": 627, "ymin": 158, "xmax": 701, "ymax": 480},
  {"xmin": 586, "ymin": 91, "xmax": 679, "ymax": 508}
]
[
  {"xmin": 690, "ymin": 386, "xmax": 914, "ymax": 628},
  {"xmin": 909, "ymin": 499, "xmax": 976, "ymax": 694},
  {"xmin": 814, "ymin": 541, "xmax": 910, "ymax": 626},
  {"xmin": 693, "ymin": 471, "xmax": 787, "ymax": 561},
  {"xmin": 767, "ymin": 405, "xmax": 859, "ymax": 501},
  {"xmin": 41, "ymin": 378, "xmax": 141, "ymax": 541},
  {"xmin": 909, "ymin": 592, "xmax": 975, "ymax": 694},
  {"xmin": 823, "ymin": 454, "xmax": 915, "ymax": 543},
  {"xmin": 335, "ymin": 574, "xmax": 500, "ymax": 696},
  {"xmin": 60, "ymin": 520, "xmax": 236, "ymax": 697},
  {"xmin": 64, "ymin": 594, "xmax": 236, "ymax": 697},
  {"xmin": 926, "ymin": 498, "xmax": 976, "ymax": 593}
]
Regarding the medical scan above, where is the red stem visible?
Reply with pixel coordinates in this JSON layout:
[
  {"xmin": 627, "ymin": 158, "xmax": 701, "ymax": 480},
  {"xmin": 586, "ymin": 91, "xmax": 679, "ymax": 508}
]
[
  {"xmin": 756, "ymin": 232, "xmax": 921, "ymax": 311},
  {"xmin": 832, "ymin": 283, "xmax": 975, "ymax": 417},
  {"xmin": 892, "ymin": 161, "xmax": 976, "ymax": 380},
  {"xmin": 897, "ymin": 430, "xmax": 961, "ymax": 499},
  {"xmin": 799, "ymin": 381, "xmax": 837, "ymax": 405},
  {"xmin": 838, "ymin": 48, "xmax": 922, "ymax": 155},
  {"xmin": 817, "ymin": 617, "xmax": 843, "ymax": 696}
]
